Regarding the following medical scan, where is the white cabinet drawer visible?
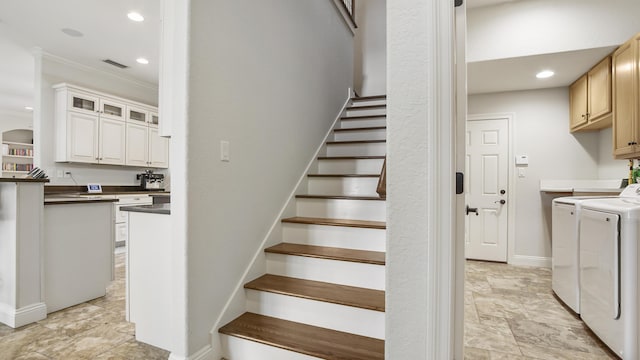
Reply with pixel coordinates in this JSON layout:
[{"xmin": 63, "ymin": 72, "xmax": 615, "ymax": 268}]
[{"xmin": 117, "ymin": 195, "xmax": 152, "ymax": 205}]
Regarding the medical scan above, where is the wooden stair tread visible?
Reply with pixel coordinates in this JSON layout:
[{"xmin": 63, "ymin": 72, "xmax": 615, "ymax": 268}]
[
  {"xmin": 346, "ymin": 104, "xmax": 386, "ymax": 110},
  {"xmin": 326, "ymin": 139, "xmax": 386, "ymax": 145},
  {"xmin": 296, "ymin": 194, "xmax": 385, "ymax": 201},
  {"xmin": 352, "ymin": 95, "xmax": 386, "ymax": 101},
  {"xmin": 341, "ymin": 114, "xmax": 386, "ymax": 120},
  {"xmin": 334, "ymin": 126, "xmax": 386, "ymax": 132},
  {"xmin": 245, "ymin": 274, "xmax": 385, "ymax": 311},
  {"xmin": 219, "ymin": 312, "xmax": 384, "ymax": 360},
  {"xmin": 281, "ymin": 216, "xmax": 386, "ymax": 229},
  {"xmin": 265, "ymin": 243, "xmax": 385, "ymax": 265},
  {"xmin": 317, "ymin": 155, "xmax": 386, "ymax": 160},
  {"xmin": 307, "ymin": 174, "xmax": 379, "ymax": 178}
]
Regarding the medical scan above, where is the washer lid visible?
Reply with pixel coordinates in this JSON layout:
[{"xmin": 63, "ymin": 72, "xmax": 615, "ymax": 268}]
[
  {"xmin": 553, "ymin": 195, "xmax": 617, "ymax": 205},
  {"xmin": 580, "ymin": 197, "xmax": 640, "ymax": 214}
]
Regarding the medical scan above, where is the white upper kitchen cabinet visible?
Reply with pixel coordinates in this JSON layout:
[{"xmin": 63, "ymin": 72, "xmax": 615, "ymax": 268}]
[
  {"xmin": 99, "ymin": 118, "xmax": 126, "ymax": 165},
  {"xmin": 126, "ymin": 123, "xmax": 169, "ymax": 169},
  {"xmin": 149, "ymin": 127, "xmax": 169, "ymax": 168},
  {"xmin": 67, "ymin": 111, "xmax": 99, "ymax": 163},
  {"xmin": 54, "ymin": 83, "xmax": 169, "ymax": 168},
  {"xmin": 126, "ymin": 122, "xmax": 149, "ymax": 167}
]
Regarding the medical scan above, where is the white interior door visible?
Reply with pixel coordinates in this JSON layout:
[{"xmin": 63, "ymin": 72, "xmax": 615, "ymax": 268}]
[{"xmin": 465, "ymin": 118, "xmax": 509, "ymax": 262}]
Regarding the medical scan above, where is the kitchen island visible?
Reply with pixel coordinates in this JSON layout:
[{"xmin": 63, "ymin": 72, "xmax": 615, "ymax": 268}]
[
  {"xmin": 121, "ymin": 203, "xmax": 173, "ymax": 351},
  {"xmin": 43, "ymin": 196, "xmax": 117, "ymax": 313}
]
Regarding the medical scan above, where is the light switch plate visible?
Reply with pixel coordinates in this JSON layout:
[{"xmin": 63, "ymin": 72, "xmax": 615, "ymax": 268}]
[
  {"xmin": 221, "ymin": 140, "xmax": 230, "ymax": 162},
  {"xmin": 515, "ymin": 155, "xmax": 529, "ymax": 166}
]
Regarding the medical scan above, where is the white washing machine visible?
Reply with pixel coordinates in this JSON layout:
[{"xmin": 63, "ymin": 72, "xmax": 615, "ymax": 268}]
[
  {"xmin": 578, "ymin": 184, "xmax": 640, "ymax": 359},
  {"xmin": 551, "ymin": 196, "xmax": 616, "ymax": 314}
]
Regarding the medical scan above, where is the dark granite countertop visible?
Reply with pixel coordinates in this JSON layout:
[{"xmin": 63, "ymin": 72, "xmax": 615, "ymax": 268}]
[
  {"xmin": 44, "ymin": 197, "xmax": 118, "ymax": 205},
  {"xmin": 0, "ymin": 178, "xmax": 50, "ymax": 183},
  {"xmin": 120, "ymin": 203, "xmax": 170, "ymax": 215},
  {"xmin": 44, "ymin": 185, "xmax": 169, "ymax": 196}
]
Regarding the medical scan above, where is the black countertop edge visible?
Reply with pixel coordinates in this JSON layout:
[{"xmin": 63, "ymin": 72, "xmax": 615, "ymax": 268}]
[
  {"xmin": 0, "ymin": 178, "xmax": 50, "ymax": 183},
  {"xmin": 121, "ymin": 204, "xmax": 170, "ymax": 215},
  {"xmin": 45, "ymin": 199, "xmax": 118, "ymax": 205},
  {"xmin": 45, "ymin": 190, "xmax": 170, "ymax": 196}
]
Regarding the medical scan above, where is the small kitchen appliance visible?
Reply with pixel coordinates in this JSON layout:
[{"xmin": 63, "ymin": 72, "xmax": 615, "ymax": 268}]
[{"xmin": 137, "ymin": 170, "xmax": 164, "ymax": 190}]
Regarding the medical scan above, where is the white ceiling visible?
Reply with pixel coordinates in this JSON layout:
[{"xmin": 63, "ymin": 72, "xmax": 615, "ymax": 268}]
[
  {"xmin": 0, "ymin": 0, "xmax": 622, "ymax": 115},
  {"xmin": 0, "ymin": 0, "xmax": 159, "ymax": 115},
  {"xmin": 468, "ymin": 47, "xmax": 617, "ymax": 94}
]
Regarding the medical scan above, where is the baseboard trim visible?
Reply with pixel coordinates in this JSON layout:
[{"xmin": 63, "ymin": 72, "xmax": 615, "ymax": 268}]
[
  {"xmin": 0, "ymin": 302, "xmax": 47, "ymax": 328},
  {"xmin": 169, "ymin": 344, "xmax": 214, "ymax": 360},
  {"xmin": 510, "ymin": 255, "xmax": 551, "ymax": 268}
]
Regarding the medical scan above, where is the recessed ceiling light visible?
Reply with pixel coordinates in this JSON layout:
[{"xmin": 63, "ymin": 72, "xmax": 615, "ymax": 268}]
[
  {"xmin": 536, "ymin": 70, "xmax": 555, "ymax": 79},
  {"xmin": 136, "ymin": 58, "xmax": 149, "ymax": 65},
  {"xmin": 61, "ymin": 28, "xmax": 84, "ymax": 37},
  {"xmin": 24, "ymin": 106, "xmax": 33, "ymax": 111},
  {"xmin": 127, "ymin": 12, "xmax": 144, "ymax": 22}
]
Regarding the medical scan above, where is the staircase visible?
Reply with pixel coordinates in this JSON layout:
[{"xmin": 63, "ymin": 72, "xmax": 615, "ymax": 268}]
[{"xmin": 219, "ymin": 95, "xmax": 387, "ymax": 359}]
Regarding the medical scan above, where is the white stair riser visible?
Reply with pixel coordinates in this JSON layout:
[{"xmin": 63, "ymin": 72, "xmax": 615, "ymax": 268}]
[
  {"xmin": 317, "ymin": 158, "xmax": 384, "ymax": 174},
  {"xmin": 326, "ymin": 142, "xmax": 386, "ymax": 157},
  {"xmin": 339, "ymin": 118, "xmax": 386, "ymax": 128},
  {"xmin": 345, "ymin": 108, "xmax": 386, "ymax": 117},
  {"xmin": 307, "ymin": 177, "xmax": 379, "ymax": 196},
  {"xmin": 246, "ymin": 290, "xmax": 385, "ymax": 340},
  {"xmin": 282, "ymin": 223, "xmax": 385, "ymax": 252},
  {"xmin": 221, "ymin": 335, "xmax": 321, "ymax": 360},
  {"xmin": 334, "ymin": 128, "xmax": 386, "ymax": 141},
  {"xmin": 296, "ymin": 198, "xmax": 386, "ymax": 222},
  {"xmin": 351, "ymin": 99, "xmax": 386, "ymax": 107},
  {"xmin": 266, "ymin": 253, "xmax": 385, "ymax": 290}
]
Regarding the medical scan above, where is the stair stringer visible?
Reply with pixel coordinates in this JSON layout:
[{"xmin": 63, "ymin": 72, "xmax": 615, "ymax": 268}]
[{"xmin": 207, "ymin": 89, "xmax": 355, "ymax": 357}]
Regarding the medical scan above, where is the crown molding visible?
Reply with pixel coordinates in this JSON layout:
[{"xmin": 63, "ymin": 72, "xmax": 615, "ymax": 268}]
[{"xmin": 33, "ymin": 48, "xmax": 159, "ymax": 91}]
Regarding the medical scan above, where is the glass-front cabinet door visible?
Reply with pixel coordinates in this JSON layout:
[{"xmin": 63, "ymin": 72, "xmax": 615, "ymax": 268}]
[
  {"xmin": 99, "ymin": 98, "xmax": 126, "ymax": 121},
  {"xmin": 127, "ymin": 106, "xmax": 148, "ymax": 124},
  {"xmin": 68, "ymin": 91, "xmax": 100, "ymax": 116},
  {"xmin": 150, "ymin": 112, "xmax": 159, "ymax": 127}
]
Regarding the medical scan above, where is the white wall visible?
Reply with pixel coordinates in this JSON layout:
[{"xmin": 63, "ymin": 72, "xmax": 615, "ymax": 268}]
[
  {"xmin": 598, "ymin": 127, "xmax": 628, "ymax": 179},
  {"xmin": 469, "ymin": 88, "xmax": 602, "ymax": 261},
  {"xmin": 181, "ymin": 0, "xmax": 354, "ymax": 355},
  {"xmin": 354, "ymin": 0, "xmax": 386, "ymax": 96},
  {"xmin": 0, "ymin": 113, "xmax": 31, "ymax": 133},
  {"xmin": 467, "ymin": 0, "xmax": 640, "ymax": 62},
  {"xmin": 34, "ymin": 53, "xmax": 167, "ymax": 186}
]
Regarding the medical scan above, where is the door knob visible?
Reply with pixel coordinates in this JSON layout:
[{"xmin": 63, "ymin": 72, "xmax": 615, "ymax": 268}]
[
  {"xmin": 500, "ymin": 189, "xmax": 506, "ymax": 195},
  {"xmin": 495, "ymin": 199, "xmax": 506, "ymax": 205},
  {"xmin": 466, "ymin": 205, "xmax": 479, "ymax": 216}
]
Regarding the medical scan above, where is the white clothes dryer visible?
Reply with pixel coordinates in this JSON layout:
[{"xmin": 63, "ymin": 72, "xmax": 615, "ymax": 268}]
[{"xmin": 578, "ymin": 184, "xmax": 640, "ymax": 359}]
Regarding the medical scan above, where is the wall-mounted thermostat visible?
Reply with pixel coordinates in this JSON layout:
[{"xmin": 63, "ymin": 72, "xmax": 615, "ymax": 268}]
[{"xmin": 515, "ymin": 155, "xmax": 529, "ymax": 166}]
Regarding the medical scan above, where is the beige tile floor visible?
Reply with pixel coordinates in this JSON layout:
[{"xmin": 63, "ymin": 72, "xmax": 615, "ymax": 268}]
[
  {"xmin": 464, "ymin": 260, "xmax": 619, "ymax": 360},
  {"xmin": 0, "ymin": 252, "xmax": 169, "ymax": 360}
]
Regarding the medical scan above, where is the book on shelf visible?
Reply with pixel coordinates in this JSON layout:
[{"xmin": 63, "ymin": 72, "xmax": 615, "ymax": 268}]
[{"xmin": 3, "ymin": 163, "xmax": 34, "ymax": 172}]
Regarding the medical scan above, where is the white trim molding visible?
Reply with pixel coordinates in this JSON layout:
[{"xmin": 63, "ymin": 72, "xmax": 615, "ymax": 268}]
[
  {"xmin": 386, "ymin": 0, "xmax": 456, "ymax": 359},
  {"xmin": 0, "ymin": 302, "xmax": 47, "ymax": 329},
  {"xmin": 169, "ymin": 345, "xmax": 214, "ymax": 360}
]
